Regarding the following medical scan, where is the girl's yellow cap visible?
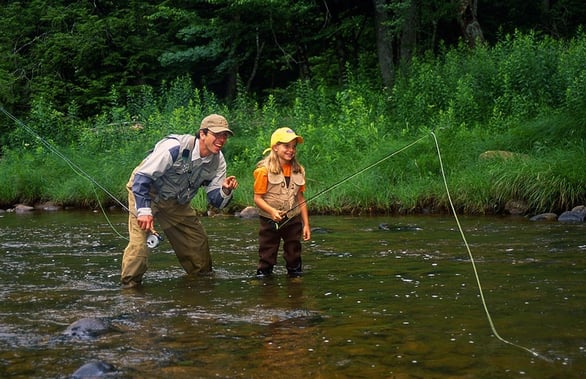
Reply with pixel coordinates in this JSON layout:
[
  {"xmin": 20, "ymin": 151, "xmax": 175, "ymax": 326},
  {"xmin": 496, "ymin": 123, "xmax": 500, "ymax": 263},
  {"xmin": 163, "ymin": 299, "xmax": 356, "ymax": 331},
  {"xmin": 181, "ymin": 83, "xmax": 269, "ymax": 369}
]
[{"xmin": 263, "ymin": 127, "xmax": 303, "ymax": 154}]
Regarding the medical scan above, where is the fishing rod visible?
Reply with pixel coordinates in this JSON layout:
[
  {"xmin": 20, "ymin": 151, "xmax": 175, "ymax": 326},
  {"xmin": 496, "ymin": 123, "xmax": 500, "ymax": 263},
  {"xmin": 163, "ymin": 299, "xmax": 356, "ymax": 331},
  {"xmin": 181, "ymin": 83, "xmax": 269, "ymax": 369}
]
[
  {"xmin": 269, "ymin": 134, "xmax": 428, "ymax": 230},
  {"xmin": 0, "ymin": 105, "xmax": 163, "ymax": 248},
  {"xmin": 270, "ymin": 130, "xmax": 552, "ymax": 363}
]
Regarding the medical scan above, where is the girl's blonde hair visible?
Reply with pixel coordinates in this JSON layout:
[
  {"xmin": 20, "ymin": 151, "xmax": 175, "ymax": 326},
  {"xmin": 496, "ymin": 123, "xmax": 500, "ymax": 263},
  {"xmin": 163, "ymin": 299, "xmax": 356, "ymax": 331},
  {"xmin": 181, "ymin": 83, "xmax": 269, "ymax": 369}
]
[{"xmin": 257, "ymin": 146, "xmax": 305, "ymax": 175}]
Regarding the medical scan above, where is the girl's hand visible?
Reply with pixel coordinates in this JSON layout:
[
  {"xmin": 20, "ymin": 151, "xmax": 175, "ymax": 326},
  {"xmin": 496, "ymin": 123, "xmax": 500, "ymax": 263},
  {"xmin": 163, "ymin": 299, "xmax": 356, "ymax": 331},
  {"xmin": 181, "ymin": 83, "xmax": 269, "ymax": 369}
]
[
  {"xmin": 271, "ymin": 209, "xmax": 285, "ymax": 222},
  {"xmin": 302, "ymin": 224, "xmax": 311, "ymax": 241}
]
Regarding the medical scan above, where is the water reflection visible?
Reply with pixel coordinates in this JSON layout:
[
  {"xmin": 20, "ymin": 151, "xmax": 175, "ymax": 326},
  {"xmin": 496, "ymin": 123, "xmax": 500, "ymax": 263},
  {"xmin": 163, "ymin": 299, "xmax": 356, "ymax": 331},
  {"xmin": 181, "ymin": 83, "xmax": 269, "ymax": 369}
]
[{"xmin": 0, "ymin": 211, "xmax": 585, "ymax": 378}]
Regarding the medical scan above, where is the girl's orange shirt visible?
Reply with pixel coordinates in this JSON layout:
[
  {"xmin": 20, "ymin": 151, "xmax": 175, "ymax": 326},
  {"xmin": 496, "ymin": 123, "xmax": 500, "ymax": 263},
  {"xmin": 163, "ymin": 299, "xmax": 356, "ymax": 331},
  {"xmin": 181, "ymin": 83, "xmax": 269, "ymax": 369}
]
[{"xmin": 253, "ymin": 163, "xmax": 305, "ymax": 195}]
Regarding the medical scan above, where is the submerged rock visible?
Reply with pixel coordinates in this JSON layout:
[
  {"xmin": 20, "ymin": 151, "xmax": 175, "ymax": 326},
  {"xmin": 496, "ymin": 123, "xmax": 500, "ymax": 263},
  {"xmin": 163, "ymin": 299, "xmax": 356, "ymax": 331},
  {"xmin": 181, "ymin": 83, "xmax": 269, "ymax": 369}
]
[
  {"xmin": 378, "ymin": 223, "xmax": 423, "ymax": 232},
  {"xmin": 63, "ymin": 317, "xmax": 111, "ymax": 340},
  {"xmin": 71, "ymin": 360, "xmax": 117, "ymax": 378},
  {"xmin": 35, "ymin": 201, "xmax": 62, "ymax": 211},
  {"xmin": 237, "ymin": 206, "xmax": 259, "ymax": 218},
  {"xmin": 310, "ymin": 226, "xmax": 330, "ymax": 234},
  {"xmin": 529, "ymin": 213, "xmax": 558, "ymax": 221}
]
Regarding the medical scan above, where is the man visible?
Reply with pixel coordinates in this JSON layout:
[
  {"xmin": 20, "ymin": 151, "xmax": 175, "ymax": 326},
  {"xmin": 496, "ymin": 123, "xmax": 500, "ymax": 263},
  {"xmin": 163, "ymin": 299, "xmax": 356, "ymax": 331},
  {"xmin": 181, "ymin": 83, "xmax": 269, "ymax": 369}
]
[{"xmin": 121, "ymin": 114, "xmax": 238, "ymax": 288}]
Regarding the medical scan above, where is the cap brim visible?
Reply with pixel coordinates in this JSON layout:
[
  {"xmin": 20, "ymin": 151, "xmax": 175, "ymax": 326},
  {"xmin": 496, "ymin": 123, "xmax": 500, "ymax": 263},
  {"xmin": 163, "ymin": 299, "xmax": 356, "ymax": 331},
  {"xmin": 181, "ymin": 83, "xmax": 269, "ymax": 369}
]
[
  {"xmin": 280, "ymin": 136, "xmax": 303, "ymax": 144},
  {"xmin": 207, "ymin": 126, "xmax": 234, "ymax": 136}
]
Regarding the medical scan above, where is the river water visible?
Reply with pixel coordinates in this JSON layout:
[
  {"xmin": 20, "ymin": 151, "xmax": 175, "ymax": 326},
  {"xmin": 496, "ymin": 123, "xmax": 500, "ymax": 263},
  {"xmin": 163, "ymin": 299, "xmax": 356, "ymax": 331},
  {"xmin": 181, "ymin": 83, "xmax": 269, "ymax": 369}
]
[{"xmin": 0, "ymin": 210, "xmax": 584, "ymax": 378}]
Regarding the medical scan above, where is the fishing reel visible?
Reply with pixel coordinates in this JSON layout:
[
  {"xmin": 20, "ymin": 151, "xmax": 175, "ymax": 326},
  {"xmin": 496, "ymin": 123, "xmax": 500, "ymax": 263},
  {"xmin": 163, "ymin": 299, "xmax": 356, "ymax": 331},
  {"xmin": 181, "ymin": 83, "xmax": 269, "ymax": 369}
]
[
  {"xmin": 268, "ymin": 215, "xmax": 289, "ymax": 230},
  {"xmin": 146, "ymin": 232, "xmax": 163, "ymax": 249}
]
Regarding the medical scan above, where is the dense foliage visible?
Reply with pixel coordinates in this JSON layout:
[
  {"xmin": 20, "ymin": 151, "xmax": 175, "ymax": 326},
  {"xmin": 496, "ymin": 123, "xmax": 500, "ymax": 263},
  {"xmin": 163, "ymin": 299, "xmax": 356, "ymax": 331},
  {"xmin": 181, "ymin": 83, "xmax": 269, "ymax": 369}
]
[
  {"xmin": 1, "ymin": 1, "xmax": 585, "ymax": 122},
  {"xmin": 1, "ymin": 31, "xmax": 584, "ymax": 215}
]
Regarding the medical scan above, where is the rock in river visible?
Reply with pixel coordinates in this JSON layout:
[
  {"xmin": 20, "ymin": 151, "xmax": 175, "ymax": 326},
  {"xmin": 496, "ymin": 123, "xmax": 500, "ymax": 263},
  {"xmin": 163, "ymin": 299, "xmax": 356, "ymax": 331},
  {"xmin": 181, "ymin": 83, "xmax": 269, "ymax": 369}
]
[
  {"xmin": 71, "ymin": 360, "xmax": 117, "ymax": 378},
  {"xmin": 63, "ymin": 317, "xmax": 111, "ymax": 340}
]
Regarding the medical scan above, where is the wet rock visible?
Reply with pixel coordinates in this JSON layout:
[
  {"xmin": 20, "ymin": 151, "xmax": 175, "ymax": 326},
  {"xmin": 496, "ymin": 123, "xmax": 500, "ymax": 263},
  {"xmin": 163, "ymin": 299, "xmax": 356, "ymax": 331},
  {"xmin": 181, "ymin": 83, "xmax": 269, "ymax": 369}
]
[
  {"xmin": 14, "ymin": 204, "xmax": 35, "ymax": 213},
  {"xmin": 35, "ymin": 201, "xmax": 62, "ymax": 211},
  {"xmin": 558, "ymin": 210, "xmax": 586, "ymax": 222},
  {"xmin": 63, "ymin": 317, "xmax": 111, "ymax": 340},
  {"xmin": 71, "ymin": 360, "xmax": 117, "ymax": 378},
  {"xmin": 236, "ymin": 206, "xmax": 259, "ymax": 219},
  {"xmin": 529, "ymin": 212, "xmax": 558, "ymax": 221},
  {"xmin": 206, "ymin": 207, "xmax": 222, "ymax": 217},
  {"xmin": 504, "ymin": 199, "xmax": 528, "ymax": 215}
]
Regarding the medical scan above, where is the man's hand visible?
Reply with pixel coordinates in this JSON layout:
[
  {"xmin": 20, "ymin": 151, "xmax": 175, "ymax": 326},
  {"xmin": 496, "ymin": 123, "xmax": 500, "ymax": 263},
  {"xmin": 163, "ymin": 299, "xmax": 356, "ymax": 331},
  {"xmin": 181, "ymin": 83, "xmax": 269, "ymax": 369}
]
[
  {"xmin": 137, "ymin": 215, "xmax": 154, "ymax": 231},
  {"xmin": 222, "ymin": 175, "xmax": 238, "ymax": 194}
]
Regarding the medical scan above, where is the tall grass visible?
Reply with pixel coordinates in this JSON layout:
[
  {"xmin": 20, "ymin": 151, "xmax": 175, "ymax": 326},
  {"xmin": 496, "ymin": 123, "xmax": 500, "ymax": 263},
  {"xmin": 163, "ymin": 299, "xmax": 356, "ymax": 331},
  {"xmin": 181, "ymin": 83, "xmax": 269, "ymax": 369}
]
[{"xmin": 1, "ymin": 31, "xmax": 585, "ymax": 215}]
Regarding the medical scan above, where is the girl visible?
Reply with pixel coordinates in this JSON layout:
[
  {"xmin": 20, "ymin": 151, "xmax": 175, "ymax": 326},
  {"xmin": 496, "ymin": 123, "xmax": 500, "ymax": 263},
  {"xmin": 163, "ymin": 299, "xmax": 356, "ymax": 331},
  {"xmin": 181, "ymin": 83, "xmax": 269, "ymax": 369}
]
[{"xmin": 253, "ymin": 127, "xmax": 311, "ymax": 278}]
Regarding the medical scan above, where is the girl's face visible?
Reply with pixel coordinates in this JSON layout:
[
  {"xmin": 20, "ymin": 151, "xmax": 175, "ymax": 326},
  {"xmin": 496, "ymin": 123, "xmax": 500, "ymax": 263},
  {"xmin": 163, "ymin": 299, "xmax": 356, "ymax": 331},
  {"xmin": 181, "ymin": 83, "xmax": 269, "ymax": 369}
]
[{"xmin": 273, "ymin": 140, "xmax": 297, "ymax": 162}]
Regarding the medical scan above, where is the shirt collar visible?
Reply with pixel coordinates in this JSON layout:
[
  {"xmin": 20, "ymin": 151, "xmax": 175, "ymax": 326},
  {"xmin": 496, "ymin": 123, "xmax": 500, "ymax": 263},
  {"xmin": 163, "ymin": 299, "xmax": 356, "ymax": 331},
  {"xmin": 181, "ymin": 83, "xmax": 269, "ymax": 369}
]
[{"xmin": 192, "ymin": 138, "xmax": 213, "ymax": 163}]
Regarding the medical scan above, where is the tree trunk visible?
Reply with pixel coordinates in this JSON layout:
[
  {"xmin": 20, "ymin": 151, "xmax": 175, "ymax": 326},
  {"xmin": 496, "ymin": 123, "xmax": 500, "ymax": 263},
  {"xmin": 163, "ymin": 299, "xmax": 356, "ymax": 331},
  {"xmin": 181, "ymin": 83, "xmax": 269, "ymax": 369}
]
[
  {"xmin": 245, "ymin": 29, "xmax": 265, "ymax": 93},
  {"xmin": 291, "ymin": 20, "xmax": 311, "ymax": 80},
  {"xmin": 400, "ymin": 0, "xmax": 418, "ymax": 64},
  {"xmin": 372, "ymin": 0, "xmax": 395, "ymax": 88},
  {"xmin": 457, "ymin": 0, "xmax": 484, "ymax": 47},
  {"xmin": 225, "ymin": 68, "xmax": 237, "ymax": 101}
]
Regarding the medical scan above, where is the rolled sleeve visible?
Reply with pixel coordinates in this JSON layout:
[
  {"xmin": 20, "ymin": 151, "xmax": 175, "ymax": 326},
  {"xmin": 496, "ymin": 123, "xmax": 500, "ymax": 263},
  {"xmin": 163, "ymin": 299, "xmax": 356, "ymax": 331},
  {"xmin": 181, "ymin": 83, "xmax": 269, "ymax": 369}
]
[{"xmin": 207, "ymin": 187, "xmax": 233, "ymax": 209}]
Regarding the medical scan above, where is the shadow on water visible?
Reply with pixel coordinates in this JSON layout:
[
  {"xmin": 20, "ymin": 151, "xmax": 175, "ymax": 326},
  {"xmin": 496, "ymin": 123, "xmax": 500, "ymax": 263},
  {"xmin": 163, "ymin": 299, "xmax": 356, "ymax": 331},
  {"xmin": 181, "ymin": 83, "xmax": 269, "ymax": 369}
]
[{"xmin": 0, "ymin": 210, "xmax": 585, "ymax": 378}]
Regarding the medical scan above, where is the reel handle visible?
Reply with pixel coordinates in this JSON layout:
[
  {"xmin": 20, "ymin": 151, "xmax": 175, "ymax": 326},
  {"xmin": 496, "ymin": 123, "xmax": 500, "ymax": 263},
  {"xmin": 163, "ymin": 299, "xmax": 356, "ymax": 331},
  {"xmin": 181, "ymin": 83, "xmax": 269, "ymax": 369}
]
[
  {"xmin": 146, "ymin": 230, "xmax": 163, "ymax": 248},
  {"xmin": 269, "ymin": 215, "xmax": 289, "ymax": 230}
]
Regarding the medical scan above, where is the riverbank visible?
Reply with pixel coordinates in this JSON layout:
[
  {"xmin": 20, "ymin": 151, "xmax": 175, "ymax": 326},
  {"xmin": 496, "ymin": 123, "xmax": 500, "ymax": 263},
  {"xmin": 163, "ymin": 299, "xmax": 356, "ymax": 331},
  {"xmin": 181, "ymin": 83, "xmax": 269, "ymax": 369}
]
[
  {"xmin": 3, "ymin": 200, "xmax": 585, "ymax": 224},
  {"xmin": 2, "ymin": 132, "xmax": 585, "ymax": 219}
]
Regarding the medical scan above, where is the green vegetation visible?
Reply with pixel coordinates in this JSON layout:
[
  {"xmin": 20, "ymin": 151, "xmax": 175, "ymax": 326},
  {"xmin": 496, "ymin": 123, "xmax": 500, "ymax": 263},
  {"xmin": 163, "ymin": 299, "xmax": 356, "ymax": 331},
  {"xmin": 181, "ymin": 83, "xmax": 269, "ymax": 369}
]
[{"xmin": 1, "ymin": 32, "xmax": 585, "ymax": 216}]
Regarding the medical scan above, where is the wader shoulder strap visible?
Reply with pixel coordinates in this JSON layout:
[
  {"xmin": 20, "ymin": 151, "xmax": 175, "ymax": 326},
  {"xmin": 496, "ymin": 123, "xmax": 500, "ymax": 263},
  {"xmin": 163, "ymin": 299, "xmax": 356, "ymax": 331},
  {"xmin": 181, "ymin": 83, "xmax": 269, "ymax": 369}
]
[{"xmin": 145, "ymin": 135, "xmax": 195, "ymax": 163}]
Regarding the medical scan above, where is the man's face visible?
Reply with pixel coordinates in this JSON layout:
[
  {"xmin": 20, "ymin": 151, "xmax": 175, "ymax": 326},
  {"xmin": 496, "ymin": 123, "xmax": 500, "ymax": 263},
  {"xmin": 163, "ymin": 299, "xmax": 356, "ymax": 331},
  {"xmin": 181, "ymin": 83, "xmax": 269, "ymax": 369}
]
[{"xmin": 200, "ymin": 129, "xmax": 229, "ymax": 157}]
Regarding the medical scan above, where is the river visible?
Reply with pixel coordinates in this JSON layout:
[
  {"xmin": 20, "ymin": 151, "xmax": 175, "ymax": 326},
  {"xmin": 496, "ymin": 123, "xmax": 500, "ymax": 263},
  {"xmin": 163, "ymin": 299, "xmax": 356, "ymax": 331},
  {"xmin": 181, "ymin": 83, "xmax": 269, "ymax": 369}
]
[{"xmin": 0, "ymin": 210, "xmax": 584, "ymax": 378}]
